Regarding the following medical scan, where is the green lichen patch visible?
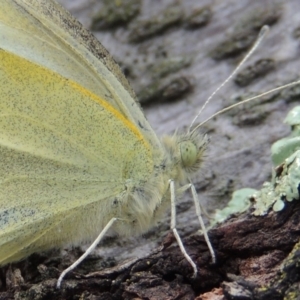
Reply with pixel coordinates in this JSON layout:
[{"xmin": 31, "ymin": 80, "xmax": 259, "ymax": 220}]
[
  {"xmin": 253, "ymin": 150, "xmax": 300, "ymax": 216},
  {"xmin": 271, "ymin": 106, "xmax": 300, "ymax": 166},
  {"xmin": 285, "ymin": 106, "xmax": 300, "ymax": 127},
  {"xmin": 215, "ymin": 107, "xmax": 300, "ymax": 219},
  {"xmin": 271, "ymin": 137, "xmax": 300, "ymax": 167},
  {"xmin": 212, "ymin": 188, "xmax": 255, "ymax": 226}
]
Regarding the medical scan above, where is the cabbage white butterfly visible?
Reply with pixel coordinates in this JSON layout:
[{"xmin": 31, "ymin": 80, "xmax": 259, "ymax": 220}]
[
  {"xmin": 0, "ymin": 0, "xmax": 214, "ymax": 287},
  {"xmin": 1, "ymin": 0, "xmax": 300, "ymax": 290}
]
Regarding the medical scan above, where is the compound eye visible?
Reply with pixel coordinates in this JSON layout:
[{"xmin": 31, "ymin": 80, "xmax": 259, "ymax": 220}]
[{"xmin": 180, "ymin": 141, "xmax": 197, "ymax": 168}]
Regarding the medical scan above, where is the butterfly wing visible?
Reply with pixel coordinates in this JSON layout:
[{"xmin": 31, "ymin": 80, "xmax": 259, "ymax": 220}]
[
  {"xmin": 0, "ymin": 1, "xmax": 157, "ymax": 264},
  {"xmin": 1, "ymin": 0, "xmax": 162, "ymax": 150}
]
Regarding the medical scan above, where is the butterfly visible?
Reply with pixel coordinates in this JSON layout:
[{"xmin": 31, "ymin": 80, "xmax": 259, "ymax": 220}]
[{"xmin": 0, "ymin": 0, "xmax": 217, "ymax": 287}]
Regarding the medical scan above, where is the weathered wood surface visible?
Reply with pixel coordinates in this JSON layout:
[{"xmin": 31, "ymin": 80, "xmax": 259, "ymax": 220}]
[{"xmin": 1, "ymin": 0, "xmax": 300, "ymax": 299}]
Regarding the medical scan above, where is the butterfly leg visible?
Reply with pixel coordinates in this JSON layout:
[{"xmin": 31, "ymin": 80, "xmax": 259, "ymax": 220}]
[
  {"xmin": 56, "ymin": 217, "xmax": 118, "ymax": 288},
  {"xmin": 190, "ymin": 184, "xmax": 216, "ymax": 263},
  {"xmin": 169, "ymin": 180, "xmax": 198, "ymax": 277},
  {"xmin": 169, "ymin": 180, "xmax": 216, "ymax": 278}
]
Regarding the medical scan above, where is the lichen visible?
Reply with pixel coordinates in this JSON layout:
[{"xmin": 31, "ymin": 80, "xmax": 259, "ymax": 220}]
[
  {"xmin": 213, "ymin": 106, "xmax": 300, "ymax": 221},
  {"xmin": 212, "ymin": 188, "xmax": 255, "ymax": 225},
  {"xmin": 271, "ymin": 106, "xmax": 300, "ymax": 166},
  {"xmin": 253, "ymin": 106, "xmax": 300, "ymax": 215}
]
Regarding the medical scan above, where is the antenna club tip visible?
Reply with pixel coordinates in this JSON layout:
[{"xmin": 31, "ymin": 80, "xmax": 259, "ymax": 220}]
[{"xmin": 259, "ymin": 25, "xmax": 270, "ymax": 36}]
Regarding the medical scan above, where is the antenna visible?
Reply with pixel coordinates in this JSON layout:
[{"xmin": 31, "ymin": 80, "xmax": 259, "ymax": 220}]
[
  {"xmin": 191, "ymin": 79, "xmax": 300, "ymax": 133},
  {"xmin": 188, "ymin": 25, "xmax": 270, "ymax": 132}
]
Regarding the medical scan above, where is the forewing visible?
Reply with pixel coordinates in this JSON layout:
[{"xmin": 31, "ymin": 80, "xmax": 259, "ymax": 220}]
[
  {"xmin": 0, "ymin": 49, "xmax": 153, "ymax": 264},
  {"xmin": 0, "ymin": 0, "xmax": 162, "ymax": 150}
]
